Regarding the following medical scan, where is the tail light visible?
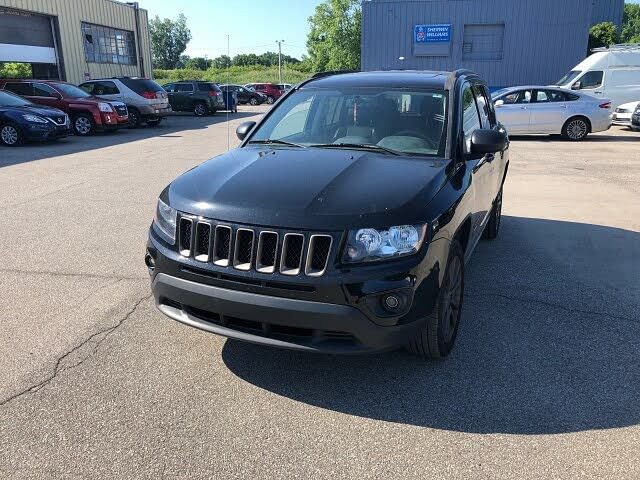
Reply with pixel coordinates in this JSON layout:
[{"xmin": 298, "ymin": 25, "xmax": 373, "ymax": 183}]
[
  {"xmin": 599, "ymin": 102, "xmax": 611, "ymax": 109},
  {"xmin": 141, "ymin": 91, "xmax": 156, "ymax": 99},
  {"xmin": 208, "ymin": 91, "xmax": 219, "ymax": 97}
]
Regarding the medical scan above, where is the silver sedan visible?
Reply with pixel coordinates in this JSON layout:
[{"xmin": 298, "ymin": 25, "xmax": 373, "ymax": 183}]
[{"xmin": 492, "ymin": 86, "xmax": 612, "ymax": 141}]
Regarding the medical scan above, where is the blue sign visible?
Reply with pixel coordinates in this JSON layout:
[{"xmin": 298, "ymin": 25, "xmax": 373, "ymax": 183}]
[{"xmin": 415, "ymin": 24, "xmax": 452, "ymax": 43}]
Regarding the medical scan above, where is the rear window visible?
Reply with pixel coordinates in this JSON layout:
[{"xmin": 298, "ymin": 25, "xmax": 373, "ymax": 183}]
[
  {"xmin": 120, "ymin": 78, "xmax": 164, "ymax": 94},
  {"xmin": 4, "ymin": 82, "xmax": 32, "ymax": 96},
  {"xmin": 197, "ymin": 82, "xmax": 221, "ymax": 92}
]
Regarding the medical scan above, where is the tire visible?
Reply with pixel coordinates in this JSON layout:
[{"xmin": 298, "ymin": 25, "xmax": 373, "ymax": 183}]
[
  {"xmin": 266, "ymin": 96, "xmax": 275, "ymax": 105},
  {"xmin": 0, "ymin": 123, "xmax": 23, "ymax": 146},
  {"xmin": 406, "ymin": 240, "xmax": 465, "ymax": 359},
  {"xmin": 249, "ymin": 97, "xmax": 258, "ymax": 106},
  {"xmin": 482, "ymin": 187, "xmax": 503, "ymax": 240},
  {"xmin": 73, "ymin": 113, "xmax": 95, "ymax": 136},
  {"xmin": 146, "ymin": 118, "xmax": 162, "ymax": 127},
  {"xmin": 193, "ymin": 102, "xmax": 207, "ymax": 116},
  {"xmin": 127, "ymin": 107, "xmax": 141, "ymax": 128},
  {"xmin": 562, "ymin": 116, "xmax": 590, "ymax": 141}
]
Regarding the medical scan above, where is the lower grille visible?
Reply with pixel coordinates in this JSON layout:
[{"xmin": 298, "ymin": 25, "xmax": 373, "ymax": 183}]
[{"xmin": 178, "ymin": 214, "xmax": 335, "ymax": 277}]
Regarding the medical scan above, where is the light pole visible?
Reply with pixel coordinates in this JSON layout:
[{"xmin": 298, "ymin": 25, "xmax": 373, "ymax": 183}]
[{"xmin": 276, "ymin": 40, "xmax": 285, "ymax": 84}]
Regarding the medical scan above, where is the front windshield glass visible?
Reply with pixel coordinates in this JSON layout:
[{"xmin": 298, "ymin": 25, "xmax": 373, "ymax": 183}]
[
  {"xmin": 556, "ymin": 70, "xmax": 581, "ymax": 86},
  {"xmin": 0, "ymin": 91, "xmax": 32, "ymax": 107},
  {"xmin": 54, "ymin": 83, "xmax": 91, "ymax": 98},
  {"xmin": 249, "ymin": 87, "xmax": 448, "ymax": 157}
]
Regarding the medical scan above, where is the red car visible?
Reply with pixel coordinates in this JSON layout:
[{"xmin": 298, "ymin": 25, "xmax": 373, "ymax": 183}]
[
  {"xmin": 244, "ymin": 83, "xmax": 283, "ymax": 104},
  {"xmin": 0, "ymin": 79, "xmax": 129, "ymax": 136}
]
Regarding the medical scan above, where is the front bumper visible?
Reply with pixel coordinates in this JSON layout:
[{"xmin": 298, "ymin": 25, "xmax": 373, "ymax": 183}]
[
  {"xmin": 631, "ymin": 114, "xmax": 640, "ymax": 130},
  {"xmin": 139, "ymin": 104, "xmax": 172, "ymax": 119},
  {"xmin": 24, "ymin": 123, "xmax": 71, "ymax": 141}
]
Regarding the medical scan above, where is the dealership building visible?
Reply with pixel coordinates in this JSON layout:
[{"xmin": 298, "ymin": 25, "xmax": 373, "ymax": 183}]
[
  {"xmin": 361, "ymin": 0, "xmax": 625, "ymax": 87},
  {"xmin": 0, "ymin": 0, "xmax": 152, "ymax": 85}
]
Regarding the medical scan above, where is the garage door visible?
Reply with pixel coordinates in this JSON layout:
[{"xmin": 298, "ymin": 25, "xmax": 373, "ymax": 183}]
[{"xmin": 0, "ymin": 7, "xmax": 57, "ymax": 64}]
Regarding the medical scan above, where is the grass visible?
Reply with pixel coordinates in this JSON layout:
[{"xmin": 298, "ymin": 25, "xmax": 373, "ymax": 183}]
[{"xmin": 153, "ymin": 65, "xmax": 312, "ymax": 87}]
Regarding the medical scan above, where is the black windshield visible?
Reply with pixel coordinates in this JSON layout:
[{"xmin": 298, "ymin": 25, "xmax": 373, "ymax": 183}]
[{"xmin": 0, "ymin": 90, "xmax": 32, "ymax": 107}]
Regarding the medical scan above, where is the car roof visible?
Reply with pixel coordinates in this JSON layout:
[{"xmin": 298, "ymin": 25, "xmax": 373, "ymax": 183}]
[{"xmin": 303, "ymin": 70, "xmax": 456, "ymax": 89}]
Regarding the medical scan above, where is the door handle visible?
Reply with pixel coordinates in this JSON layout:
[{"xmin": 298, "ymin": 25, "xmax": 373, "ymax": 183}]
[
  {"xmin": 560, "ymin": 105, "xmax": 568, "ymax": 109},
  {"xmin": 520, "ymin": 106, "xmax": 528, "ymax": 110}
]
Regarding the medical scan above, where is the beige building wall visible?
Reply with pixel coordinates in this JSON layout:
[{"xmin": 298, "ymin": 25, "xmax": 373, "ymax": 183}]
[{"xmin": 0, "ymin": 0, "xmax": 152, "ymax": 84}]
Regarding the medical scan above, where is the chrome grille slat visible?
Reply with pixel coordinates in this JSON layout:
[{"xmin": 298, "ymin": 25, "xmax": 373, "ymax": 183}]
[
  {"xmin": 305, "ymin": 235, "xmax": 333, "ymax": 277},
  {"xmin": 256, "ymin": 231, "xmax": 278, "ymax": 273},
  {"xmin": 233, "ymin": 228, "xmax": 255, "ymax": 271},
  {"xmin": 194, "ymin": 222, "xmax": 212, "ymax": 262},
  {"xmin": 179, "ymin": 217, "xmax": 194, "ymax": 257},
  {"xmin": 280, "ymin": 233, "xmax": 305, "ymax": 276},
  {"xmin": 213, "ymin": 225, "xmax": 232, "ymax": 266}
]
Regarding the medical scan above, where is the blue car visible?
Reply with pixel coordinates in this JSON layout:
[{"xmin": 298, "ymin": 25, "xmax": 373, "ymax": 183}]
[{"xmin": 0, "ymin": 90, "xmax": 71, "ymax": 146}]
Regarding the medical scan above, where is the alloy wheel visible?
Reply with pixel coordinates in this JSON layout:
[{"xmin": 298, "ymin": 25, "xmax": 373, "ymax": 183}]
[
  {"xmin": 440, "ymin": 255, "xmax": 463, "ymax": 343},
  {"xmin": 1, "ymin": 125, "xmax": 19, "ymax": 145},
  {"xmin": 75, "ymin": 117, "xmax": 92, "ymax": 135},
  {"xmin": 567, "ymin": 119, "xmax": 587, "ymax": 140},
  {"xmin": 194, "ymin": 103, "xmax": 207, "ymax": 116},
  {"xmin": 249, "ymin": 98, "xmax": 258, "ymax": 106}
]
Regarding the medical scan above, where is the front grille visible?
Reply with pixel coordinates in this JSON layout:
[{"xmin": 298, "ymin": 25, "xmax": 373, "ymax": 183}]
[{"xmin": 177, "ymin": 214, "xmax": 335, "ymax": 277}]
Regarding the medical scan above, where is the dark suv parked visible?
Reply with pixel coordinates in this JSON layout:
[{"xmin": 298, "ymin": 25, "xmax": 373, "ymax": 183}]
[
  {"xmin": 163, "ymin": 81, "xmax": 225, "ymax": 116},
  {"xmin": 147, "ymin": 70, "xmax": 509, "ymax": 358},
  {"xmin": 0, "ymin": 90, "xmax": 71, "ymax": 146},
  {"xmin": 0, "ymin": 79, "xmax": 128, "ymax": 135},
  {"xmin": 220, "ymin": 85, "xmax": 265, "ymax": 106},
  {"xmin": 244, "ymin": 83, "xmax": 283, "ymax": 104}
]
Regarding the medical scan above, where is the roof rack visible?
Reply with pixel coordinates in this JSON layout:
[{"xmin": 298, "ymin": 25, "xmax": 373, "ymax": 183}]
[{"xmin": 592, "ymin": 43, "xmax": 640, "ymax": 52}]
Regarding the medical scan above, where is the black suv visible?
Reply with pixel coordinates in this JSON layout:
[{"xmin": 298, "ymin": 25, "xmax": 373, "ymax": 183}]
[
  {"xmin": 163, "ymin": 81, "xmax": 225, "ymax": 116},
  {"xmin": 147, "ymin": 70, "xmax": 509, "ymax": 358}
]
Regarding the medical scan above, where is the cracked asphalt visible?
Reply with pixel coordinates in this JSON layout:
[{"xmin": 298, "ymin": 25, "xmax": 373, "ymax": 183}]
[{"xmin": 1, "ymin": 108, "xmax": 639, "ymax": 479}]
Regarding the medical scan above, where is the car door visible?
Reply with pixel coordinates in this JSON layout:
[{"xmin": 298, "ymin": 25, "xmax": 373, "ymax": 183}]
[
  {"xmin": 528, "ymin": 90, "xmax": 566, "ymax": 133},
  {"xmin": 575, "ymin": 70, "xmax": 605, "ymax": 99},
  {"xmin": 31, "ymin": 82, "xmax": 62, "ymax": 109},
  {"xmin": 163, "ymin": 83, "xmax": 178, "ymax": 109},
  {"xmin": 494, "ymin": 89, "xmax": 532, "ymax": 134},
  {"xmin": 461, "ymin": 82, "xmax": 494, "ymax": 242},
  {"xmin": 175, "ymin": 83, "xmax": 194, "ymax": 110}
]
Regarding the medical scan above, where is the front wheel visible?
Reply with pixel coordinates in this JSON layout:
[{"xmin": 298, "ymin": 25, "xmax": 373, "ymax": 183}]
[
  {"xmin": 562, "ymin": 117, "xmax": 589, "ymax": 141},
  {"xmin": 73, "ymin": 114, "xmax": 95, "ymax": 136},
  {"xmin": 406, "ymin": 240, "xmax": 465, "ymax": 359},
  {"xmin": 266, "ymin": 96, "xmax": 275, "ymax": 104},
  {"xmin": 249, "ymin": 97, "xmax": 258, "ymax": 106},
  {"xmin": 0, "ymin": 124, "xmax": 23, "ymax": 146}
]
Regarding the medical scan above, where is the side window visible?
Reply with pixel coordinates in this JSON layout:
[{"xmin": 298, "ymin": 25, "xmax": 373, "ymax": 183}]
[
  {"xmin": 579, "ymin": 71, "xmax": 603, "ymax": 89},
  {"xmin": 100, "ymin": 81, "xmax": 119, "ymax": 95},
  {"xmin": 79, "ymin": 83, "xmax": 95, "ymax": 94},
  {"xmin": 564, "ymin": 92, "xmax": 580, "ymax": 101},
  {"xmin": 32, "ymin": 83, "xmax": 59, "ymax": 97},
  {"xmin": 534, "ymin": 90, "xmax": 550, "ymax": 103},
  {"xmin": 472, "ymin": 85, "xmax": 492, "ymax": 128},
  {"xmin": 5, "ymin": 82, "xmax": 33, "ymax": 96},
  {"xmin": 502, "ymin": 90, "xmax": 532, "ymax": 105},
  {"xmin": 176, "ymin": 83, "xmax": 194, "ymax": 93},
  {"xmin": 547, "ymin": 90, "xmax": 567, "ymax": 102},
  {"xmin": 461, "ymin": 84, "xmax": 482, "ymax": 153}
]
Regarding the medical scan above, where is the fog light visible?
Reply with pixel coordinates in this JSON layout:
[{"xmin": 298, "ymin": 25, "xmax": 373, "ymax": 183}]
[
  {"xmin": 145, "ymin": 252, "xmax": 155, "ymax": 272},
  {"xmin": 383, "ymin": 294, "xmax": 400, "ymax": 310}
]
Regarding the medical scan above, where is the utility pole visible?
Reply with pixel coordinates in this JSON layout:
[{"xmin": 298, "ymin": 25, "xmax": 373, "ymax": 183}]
[{"xmin": 276, "ymin": 40, "xmax": 285, "ymax": 84}]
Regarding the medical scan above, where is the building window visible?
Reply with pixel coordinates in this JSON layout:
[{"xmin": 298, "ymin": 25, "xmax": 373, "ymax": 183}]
[
  {"xmin": 81, "ymin": 22, "xmax": 136, "ymax": 65},
  {"xmin": 462, "ymin": 24, "xmax": 505, "ymax": 61}
]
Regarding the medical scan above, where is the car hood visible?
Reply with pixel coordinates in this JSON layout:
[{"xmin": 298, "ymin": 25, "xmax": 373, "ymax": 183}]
[
  {"xmin": 167, "ymin": 146, "xmax": 451, "ymax": 230},
  {"xmin": 0, "ymin": 104, "xmax": 66, "ymax": 117}
]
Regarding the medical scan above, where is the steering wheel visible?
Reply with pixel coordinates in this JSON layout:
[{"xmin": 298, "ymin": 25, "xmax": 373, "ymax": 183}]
[{"xmin": 392, "ymin": 130, "xmax": 438, "ymax": 149}]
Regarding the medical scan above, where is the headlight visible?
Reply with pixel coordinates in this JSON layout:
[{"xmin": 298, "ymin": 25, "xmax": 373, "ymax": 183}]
[
  {"xmin": 153, "ymin": 198, "xmax": 177, "ymax": 244},
  {"xmin": 22, "ymin": 114, "xmax": 48, "ymax": 124},
  {"xmin": 343, "ymin": 224, "xmax": 427, "ymax": 263},
  {"xmin": 98, "ymin": 102, "xmax": 113, "ymax": 113}
]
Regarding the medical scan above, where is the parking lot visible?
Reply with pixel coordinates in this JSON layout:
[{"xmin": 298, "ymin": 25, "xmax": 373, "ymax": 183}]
[{"xmin": 1, "ymin": 106, "xmax": 639, "ymax": 478}]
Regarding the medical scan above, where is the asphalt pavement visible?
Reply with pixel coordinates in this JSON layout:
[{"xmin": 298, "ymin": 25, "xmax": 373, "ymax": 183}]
[{"xmin": 1, "ymin": 108, "xmax": 639, "ymax": 479}]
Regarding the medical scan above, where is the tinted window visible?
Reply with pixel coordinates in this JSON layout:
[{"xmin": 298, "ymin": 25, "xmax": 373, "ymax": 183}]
[
  {"xmin": 197, "ymin": 82, "xmax": 220, "ymax": 92},
  {"xmin": 163, "ymin": 83, "xmax": 176, "ymax": 93},
  {"xmin": 462, "ymin": 84, "xmax": 482, "ymax": 153},
  {"xmin": 32, "ymin": 83, "xmax": 59, "ymax": 97},
  {"xmin": 472, "ymin": 85, "xmax": 493, "ymax": 128},
  {"xmin": 120, "ymin": 78, "xmax": 163, "ymax": 94},
  {"xmin": 501, "ymin": 90, "xmax": 532, "ymax": 105},
  {"xmin": 93, "ymin": 81, "xmax": 119, "ymax": 95},
  {"xmin": 53, "ymin": 83, "xmax": 90, "ymax": 98},
  {"xmin": 79, "ymin": 83, "xmax": 95, "ymax": 94},
  {"xmin": 545, "ymin": 90, "xmax": 569, "ymax": 102},
  {"xmin": 4, "ymin": 82, "xmax": 33, "ymax": 96},
  {"xmin": 565, "ymin": 92, "xmax": 580, "ymax": 101},
  {"xmin": 176, "ymin": 83, "xmax": 194, "ymax": 92},
  {"xmin": 0, "ymin": 90, "xmax": 33, "ymax": 106},
  {"xmin": 579, "ymin": 71, "xmax": 603, "ymax": 89}
]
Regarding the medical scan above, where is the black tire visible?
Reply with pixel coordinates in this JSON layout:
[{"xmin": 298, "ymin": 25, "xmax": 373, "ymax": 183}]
[
  {"xmin": 73, "ymin": 113, "xmax": 95, "ymax": 136},
  {"xmin": 266, "ymin": 95, "xmax": 275, "ymax": 105},
  {"xmin": 406, "ymin": 240, "xmax": 465, "ymax": 359},
  {"xmin": 0, "ymin": 123, "xmax": 23, "ymax": 146},
  {"xmin": 193, "ymin": 102, "xmax": 208, "ymax": 116},
  {"xmin": 483, "ymin": 187, "xmax": 503, "ymax": 240},
  {"xmin": 146, "ymin": 118, "xmax": 162, "ymax": 127},
  {"xmin": 127, "ymin": 107, "xmax": 141, "ymax": 128},
  {"xmin": 561, "ymin": 116, "xmax": 590, "ymax": 141},
  {"xmin": 249, "ymin": 97, "xmax": 258, "ymax": 106}
]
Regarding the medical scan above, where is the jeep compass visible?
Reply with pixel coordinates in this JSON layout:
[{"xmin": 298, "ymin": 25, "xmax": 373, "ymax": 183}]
[{"xmin": 147, "ymin": 70, "xmax": 509, "ymax": 358}]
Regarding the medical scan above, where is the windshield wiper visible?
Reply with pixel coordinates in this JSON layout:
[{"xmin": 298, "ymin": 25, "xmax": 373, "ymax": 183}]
[
  {"xmin": 248, "ymin": 139, "xmax": 306, "ymax": 148},
  {"xmin": 311, "ymin": 143, "xmax": 401, "ymax": 156}
]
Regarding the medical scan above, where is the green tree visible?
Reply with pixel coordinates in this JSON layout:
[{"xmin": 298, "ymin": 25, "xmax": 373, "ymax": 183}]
[
  {"xmin": 307, "ymin": 0, "xmax": 361, "ymax": 72},
  {"xmin": 212, "ymin": 55, "xmax": 232, "ymax": 69},
  {"xmin": 185, "ymin": 57, "xmax": 210, "ymax": 70},
  {"xmin": 149, "ymin": 13, "xmax": 192, "ymax": 69},
  {"xmin": 588, "ymin": 22, "xmax": 618, "ymax": 51},
  {"xmin": 0, "ymin": 62, "xmax": 32, "ymax": 78},
  {"xmin": 621, "ymin": 3, "xmax": 640, "ymax": 43}
]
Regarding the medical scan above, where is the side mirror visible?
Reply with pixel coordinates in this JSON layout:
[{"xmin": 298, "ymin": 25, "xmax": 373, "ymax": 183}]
[
  {"xmin": 494, "ymin": 99, "xmax": 504, "ymax": 107},
  {"xmin": 470, "ymin": 129, "xmax": 508, "ymax": 155},
  {"xmin": 571, "ymin": 81, "xmax": 582, "ymax": 90},
  {"xmin": 236, "ymin": 121, "xmax": 256, "ymax": 141}
]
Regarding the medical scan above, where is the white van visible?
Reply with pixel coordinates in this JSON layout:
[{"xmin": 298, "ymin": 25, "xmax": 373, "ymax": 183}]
[{"xmin": 555, "ymin": 45, "xmax": 640, "ymax": 109}]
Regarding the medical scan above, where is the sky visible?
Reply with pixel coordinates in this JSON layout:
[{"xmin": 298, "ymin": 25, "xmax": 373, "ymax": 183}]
[{"xmin": 136, "ymin": 0, "xmax": 325, "ymax": 60}]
